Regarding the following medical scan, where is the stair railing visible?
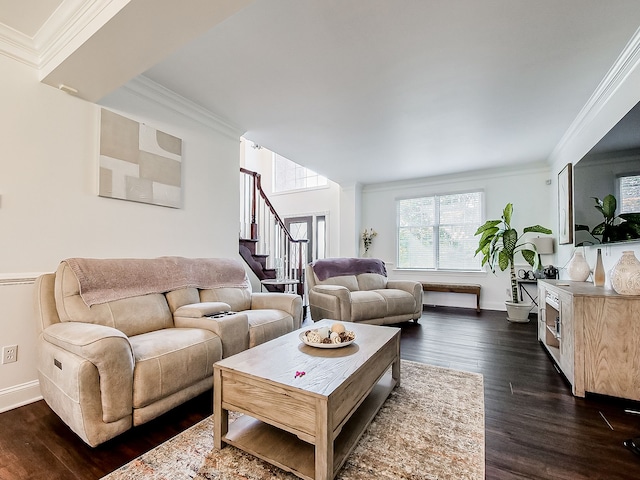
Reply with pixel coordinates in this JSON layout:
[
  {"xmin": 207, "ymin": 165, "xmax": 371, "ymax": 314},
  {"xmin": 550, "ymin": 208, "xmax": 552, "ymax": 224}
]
[{"xmin": 240, "ymin": 168, "xmax": 307, "ymax": 297}]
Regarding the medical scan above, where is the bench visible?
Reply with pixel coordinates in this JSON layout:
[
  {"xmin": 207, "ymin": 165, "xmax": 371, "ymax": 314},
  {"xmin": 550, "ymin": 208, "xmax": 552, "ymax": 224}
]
[{"xmin": 421, "ymin": 282, "xmax": 481, "ymax": 312}]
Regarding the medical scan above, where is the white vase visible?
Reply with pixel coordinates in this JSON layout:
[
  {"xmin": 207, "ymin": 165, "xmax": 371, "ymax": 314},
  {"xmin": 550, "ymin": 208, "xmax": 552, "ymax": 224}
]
[
  {"xmin": 610, "ymin": 250, "xmax": 640, "ymax": 295},
  {"xmin": 567, "ymin": 251, "xmax": 590, "ymax": 282}
]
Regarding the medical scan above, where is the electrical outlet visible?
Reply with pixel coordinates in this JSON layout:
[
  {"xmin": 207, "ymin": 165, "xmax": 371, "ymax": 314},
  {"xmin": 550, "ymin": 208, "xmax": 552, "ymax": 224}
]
[{"xmin": 2, "ymin": 345, "xmax": 18, "ymax": 364}]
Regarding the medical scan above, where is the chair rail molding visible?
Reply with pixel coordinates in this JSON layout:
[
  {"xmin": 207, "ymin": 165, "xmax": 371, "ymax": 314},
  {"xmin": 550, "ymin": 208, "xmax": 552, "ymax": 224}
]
[{"xmin": 0, "ymin": 273, "xmax": 41, "ymax": 285}]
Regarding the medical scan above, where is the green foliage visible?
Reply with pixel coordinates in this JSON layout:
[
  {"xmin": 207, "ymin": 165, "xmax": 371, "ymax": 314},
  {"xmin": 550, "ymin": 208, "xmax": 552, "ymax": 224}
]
[
  {"xmin": 575, "ymin": 194, "xmax": 640, "ymax": 245},
  {"xmin": 474, "ymin": 203, "xmax": 552, "ymax": 303}
]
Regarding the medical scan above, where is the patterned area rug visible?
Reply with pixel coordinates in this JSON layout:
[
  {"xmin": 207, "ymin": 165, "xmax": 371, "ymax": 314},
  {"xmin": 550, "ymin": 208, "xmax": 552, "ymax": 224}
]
[{"xmin": 102, "ymin": 360, "xmax": 484, "ymax": 480}]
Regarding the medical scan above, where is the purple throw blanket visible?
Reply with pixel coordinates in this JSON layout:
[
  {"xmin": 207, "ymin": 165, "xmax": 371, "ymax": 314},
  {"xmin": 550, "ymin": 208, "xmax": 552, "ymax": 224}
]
[
  {"xmin": 63, "ymin": 256, "xmax": 249, "ymax": 306},
  {"xmin": 311, "ymin": 258, "xmax": 387, "ymax": 281}
]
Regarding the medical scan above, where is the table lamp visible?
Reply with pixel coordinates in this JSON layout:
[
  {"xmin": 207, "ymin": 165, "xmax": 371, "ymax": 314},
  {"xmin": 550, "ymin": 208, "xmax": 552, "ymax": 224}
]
[{"xmin": 532, "ymin": 236, "xmax": 555, "ymax": 278}]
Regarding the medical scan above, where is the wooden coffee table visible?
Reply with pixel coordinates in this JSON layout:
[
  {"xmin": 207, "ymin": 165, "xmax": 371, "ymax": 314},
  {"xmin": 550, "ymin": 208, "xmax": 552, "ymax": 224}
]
[{"xmin": 213, "ymin": 319, "xmax": 401, "ymax": 480}]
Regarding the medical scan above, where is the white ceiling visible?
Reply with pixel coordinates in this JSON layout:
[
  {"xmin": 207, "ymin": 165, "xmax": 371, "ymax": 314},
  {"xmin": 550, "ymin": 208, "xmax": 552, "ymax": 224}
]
[{"xmin": 4, "ymin": 1, "xmax": 640, "ymax": 186}]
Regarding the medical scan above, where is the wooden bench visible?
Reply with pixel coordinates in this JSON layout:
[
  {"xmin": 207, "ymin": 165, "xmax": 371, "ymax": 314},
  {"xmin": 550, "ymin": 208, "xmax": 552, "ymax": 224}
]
[{"xmin": 421, "ymin": 282, "xmax": 481, "ymax": 312}]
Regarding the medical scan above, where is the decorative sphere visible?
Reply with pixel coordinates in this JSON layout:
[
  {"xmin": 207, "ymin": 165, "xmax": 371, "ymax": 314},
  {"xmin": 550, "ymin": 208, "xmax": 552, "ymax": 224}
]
[
  {"xmin": 317, "ymin": 326, "xmax": 330, "ymax": 339},
  {"xmin": 331, "ymin": 322, "xmax": 346, "ymax": 334}
]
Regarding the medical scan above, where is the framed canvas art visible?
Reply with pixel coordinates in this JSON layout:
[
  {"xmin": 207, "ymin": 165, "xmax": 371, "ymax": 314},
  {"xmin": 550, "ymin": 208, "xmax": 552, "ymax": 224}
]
[
  {"xmin": 99, "ymin": 109, "xmax": 182, "ymax": 208},
  {"xmin": 558, "ymin": 163, "xmax": 573, "ymax": 244}
]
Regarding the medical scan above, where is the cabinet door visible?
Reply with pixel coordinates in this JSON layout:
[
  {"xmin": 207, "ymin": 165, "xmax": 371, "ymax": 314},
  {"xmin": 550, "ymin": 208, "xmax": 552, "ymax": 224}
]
[
  {"xmin": 558, "ymin": 291, "xmax": 574, "ymax": 385},
  {"xmin": 583, "ymin": 297, "xmax": 640, "ymax": 400}
]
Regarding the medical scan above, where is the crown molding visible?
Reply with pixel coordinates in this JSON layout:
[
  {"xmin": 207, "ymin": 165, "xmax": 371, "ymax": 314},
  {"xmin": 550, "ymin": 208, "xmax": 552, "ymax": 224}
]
[
  {"xmin": 122, "ymin": 75, "xmax": 245, "ymax": 140},
  {"xmin": 362, "ymin": 162, "xmax": 550, "ymax": 193},
  {"xmin": 37, "ymin": 0, "xmax": 118, "ymax": 74},
  {"xmin": 0, "ymin": 0, "xmax": 119, "ymax": 71},
  {"xmin": 0, "ymin": 23, "xmax": 39, "ymax": 67},
  {"xmin": 549, "ymin": 27, "xmax": 640, "ymax": 165}
]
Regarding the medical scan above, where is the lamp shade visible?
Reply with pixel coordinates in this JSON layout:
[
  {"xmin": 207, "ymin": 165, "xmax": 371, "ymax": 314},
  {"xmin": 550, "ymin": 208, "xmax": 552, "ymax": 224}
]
[{"xmin": 532, "ymin": 236, "xmax": 554, "ymax": 255}]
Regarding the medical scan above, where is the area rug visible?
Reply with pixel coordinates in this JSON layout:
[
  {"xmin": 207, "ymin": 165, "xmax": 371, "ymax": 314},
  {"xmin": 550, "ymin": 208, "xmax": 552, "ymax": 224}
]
[{"xmin": 102, "ymin": 360, "xmax": 484, "ymax": 480}]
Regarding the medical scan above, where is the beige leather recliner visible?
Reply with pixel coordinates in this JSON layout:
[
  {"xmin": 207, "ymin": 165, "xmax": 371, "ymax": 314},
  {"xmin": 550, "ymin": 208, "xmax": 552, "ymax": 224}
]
[
  {"xmin": 306, "ymin": 258, "xmax": 422, "ymax": 325},
  {"xmin": 34, "ymin": 257, "xmax": 302, "ymax": 447}
]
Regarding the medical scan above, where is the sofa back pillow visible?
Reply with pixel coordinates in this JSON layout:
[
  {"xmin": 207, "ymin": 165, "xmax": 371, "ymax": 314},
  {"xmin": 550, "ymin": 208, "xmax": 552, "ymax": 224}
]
[
  {"xmin": 357, "ymin": 273, "xmax": 388, "ymax": 291},
  {"xmin": 54, "ymin": 262, "xmax": 173, "ymax": 337},
  {"xmin": 315, "ymin": 274, "xmax": 360, "ymax": 292},
  {"xmin": 199, "ymin": 286, "xmax": 252, "ymax": 312}
]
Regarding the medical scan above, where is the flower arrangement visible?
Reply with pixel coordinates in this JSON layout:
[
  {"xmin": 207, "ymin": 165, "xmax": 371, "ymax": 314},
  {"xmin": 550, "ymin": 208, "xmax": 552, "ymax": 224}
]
[{"xmin": 362, "ymin": 228, "xmax": 377, "ymax": 253}]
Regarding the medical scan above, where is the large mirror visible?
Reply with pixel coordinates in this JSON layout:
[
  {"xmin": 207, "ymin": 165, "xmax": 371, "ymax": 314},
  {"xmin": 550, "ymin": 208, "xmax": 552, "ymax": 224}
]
[{"xmin": 573, "ymin": 101, "xmax": 640, "ymax": 247}]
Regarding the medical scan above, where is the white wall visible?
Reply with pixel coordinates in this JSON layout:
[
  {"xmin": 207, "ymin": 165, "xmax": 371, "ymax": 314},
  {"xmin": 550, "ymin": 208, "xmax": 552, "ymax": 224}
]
[
  {"xmin": 0, "ymin": 55, "xmax": 243, "ymax": 411},
  {"xmin": 549, "ymin": 34, "xmax": 640, "ymax": 280},
  {"xmin": 361, "ymin": 164, "xmax": 553, "ymax": 311}
]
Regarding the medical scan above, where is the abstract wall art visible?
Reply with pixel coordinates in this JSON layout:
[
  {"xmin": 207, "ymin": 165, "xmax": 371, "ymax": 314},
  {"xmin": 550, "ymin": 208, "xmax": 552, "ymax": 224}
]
[{"xmin": 99, "ymin": 109, "xmax": 182, "ymax": 208}]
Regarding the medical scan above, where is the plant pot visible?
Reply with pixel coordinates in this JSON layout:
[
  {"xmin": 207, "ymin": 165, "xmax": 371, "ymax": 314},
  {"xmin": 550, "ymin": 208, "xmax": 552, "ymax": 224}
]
[{"xmin": 505, "ymin": 301, "xmax": 532, "ymax": 323}]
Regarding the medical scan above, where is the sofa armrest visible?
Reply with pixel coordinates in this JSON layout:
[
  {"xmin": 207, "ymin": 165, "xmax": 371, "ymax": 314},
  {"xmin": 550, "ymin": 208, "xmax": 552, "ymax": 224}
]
[
  {"xmin": 387, "ymin": 280, "xmax": 422, "ymax": 296},
  {"xmin": 173, "ymin": 302, "xmax": 231, "ymax": 318},
  {"xmin": 308, "ymin": 285, "xmax": 352, "ymax": 322},
  {"xmin": 174, "ymin": 312, "xmax": 249, "ymax": 358},
  {"xmin": 42, "ymin": 322, "xmax": 134, "ymax": 423},
  {"xmin": 250, "ymin": 292, "xmax": 303, "ymax": 329},
  {"xmin": 386, "ymin": 280, "xmax": 423, "ymax": 316}
]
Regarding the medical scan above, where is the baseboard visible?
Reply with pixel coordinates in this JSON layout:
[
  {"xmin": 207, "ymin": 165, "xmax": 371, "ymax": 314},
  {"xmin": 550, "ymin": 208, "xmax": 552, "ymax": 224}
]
[{"xmin": 0, "ymin": 380, "xmax": 42, "ymax": 413}]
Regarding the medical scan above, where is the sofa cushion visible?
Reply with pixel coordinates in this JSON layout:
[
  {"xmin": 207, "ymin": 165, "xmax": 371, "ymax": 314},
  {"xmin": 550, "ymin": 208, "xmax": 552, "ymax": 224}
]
[
  {"xmin": 245, "ymin": 310, "xmax": 294, "ymax": 348},
  {"xmin": 200, "ymin": 287, "xmax": 252, "ymax": 312},
  {"xmin": 55, "ymin": 263, "xmax": 174, "ymax": 337},
  {"xmin": 130, "ymin": 328, "xmax": 222, "ymax": 409},
  {"xmin": 357, "ymin": 273, "xmax": 387, "ymax": 290},
  {"xmin": 350, "ymin": 290, "xmax": 387, "ymax": 321},
  {"xmin": 374, "ymin": 289, "xmax": 417, "ymax": 316}
]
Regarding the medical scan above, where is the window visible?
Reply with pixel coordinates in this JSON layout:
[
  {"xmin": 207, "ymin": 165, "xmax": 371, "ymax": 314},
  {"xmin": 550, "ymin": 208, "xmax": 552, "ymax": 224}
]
[
  {"xmin": 397, "ymin": 191, "xmax": 483, "ymax": 270},
  {"xmin": 619, "ymin": 174, "xmax": 640, "ymax": 214},
  {"xmin": 273, "ymin": 154, "xmax": 327, "ymax": 193}
]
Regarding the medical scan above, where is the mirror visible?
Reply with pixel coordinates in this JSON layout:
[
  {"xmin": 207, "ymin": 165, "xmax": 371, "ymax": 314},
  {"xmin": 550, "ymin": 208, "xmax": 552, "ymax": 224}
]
[{"xmin": 573, "ymin": 101, "xmax": 640, "ymax": 247}]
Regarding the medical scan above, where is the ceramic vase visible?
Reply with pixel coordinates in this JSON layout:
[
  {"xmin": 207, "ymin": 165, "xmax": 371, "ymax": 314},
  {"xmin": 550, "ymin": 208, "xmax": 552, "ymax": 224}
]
[
  {"xmin": 593, "ymin": 248, "xmax": 605, "ymax": 287},
  {"xmin": 567, "ymin": 251, "xmax": 590, "ymax": 282},
  {"xmin": 610, "ymin": 250, "xmax": 640, "ymax": 295}
]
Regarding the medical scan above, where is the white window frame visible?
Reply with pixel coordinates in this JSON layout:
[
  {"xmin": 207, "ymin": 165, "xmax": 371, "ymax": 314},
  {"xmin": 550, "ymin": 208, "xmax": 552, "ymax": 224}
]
[
  {"xmin": 396, "ymin": 190, "xmax": 484, "ymax": 271},
  {"xmin": 617, "ymin": 173, "xmax": 640, "ymax": 214},
  {"xmin": 272, "ymin": 153, "xmax": 328, "ymax": 194}
]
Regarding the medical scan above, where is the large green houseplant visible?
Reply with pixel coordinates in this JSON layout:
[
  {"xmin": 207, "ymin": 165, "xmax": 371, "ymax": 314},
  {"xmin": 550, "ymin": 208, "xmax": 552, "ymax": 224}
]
[{"xmin": 475, "ymin": 203, "xmax": 552, "ymax": 321}]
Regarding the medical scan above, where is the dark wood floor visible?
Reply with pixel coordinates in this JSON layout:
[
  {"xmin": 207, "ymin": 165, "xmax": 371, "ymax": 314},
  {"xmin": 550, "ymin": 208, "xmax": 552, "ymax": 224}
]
[{"xmin": 2, "ymin": 307, "xmax": 640, "ymax": 479}]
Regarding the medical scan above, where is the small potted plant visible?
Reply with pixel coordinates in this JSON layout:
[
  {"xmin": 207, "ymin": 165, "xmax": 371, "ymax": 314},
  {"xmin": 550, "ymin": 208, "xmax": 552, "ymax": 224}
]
[
  {"xmin": 362, "ymin": 228, "xmax": 377, "ymax": 256},
  {"xmin": 475, "ymin": 203, "xmax": 552, "ymax": 322}
]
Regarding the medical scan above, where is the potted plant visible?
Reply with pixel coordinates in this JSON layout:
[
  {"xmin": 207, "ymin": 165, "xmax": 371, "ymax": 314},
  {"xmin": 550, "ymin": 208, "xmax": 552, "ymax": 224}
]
[{"xmin": 475, "ymin": 203, "xmax": 552, "ymax": 322}]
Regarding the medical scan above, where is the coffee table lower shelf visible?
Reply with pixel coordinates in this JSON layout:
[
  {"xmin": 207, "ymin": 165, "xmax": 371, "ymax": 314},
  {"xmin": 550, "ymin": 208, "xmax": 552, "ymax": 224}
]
[{"xmin": 221, "ymin": 371, "xmax": 396, "ymax": 480}]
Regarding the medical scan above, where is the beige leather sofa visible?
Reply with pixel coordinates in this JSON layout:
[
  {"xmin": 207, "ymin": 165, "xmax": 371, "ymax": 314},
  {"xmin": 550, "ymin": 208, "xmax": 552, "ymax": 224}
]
[
  {"xmin": 306, "ymin": 258, "xmax": 422, "ymax": 325},
  {"xmin": 34, "ymin": 256, "xmax": 302, "ymax": 447}
]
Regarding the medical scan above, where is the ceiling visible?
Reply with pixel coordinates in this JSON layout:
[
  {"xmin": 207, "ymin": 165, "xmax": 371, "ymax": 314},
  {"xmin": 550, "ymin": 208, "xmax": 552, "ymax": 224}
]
[{"xmin": 4, "ymin": 1, "xmax": 640, "ymax": 186}]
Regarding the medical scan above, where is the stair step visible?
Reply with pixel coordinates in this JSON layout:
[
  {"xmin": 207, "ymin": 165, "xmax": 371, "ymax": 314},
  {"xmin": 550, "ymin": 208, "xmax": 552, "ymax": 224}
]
[{"xmin": 239, "ymin": 238, "xmax": 258, "ymax": 255}]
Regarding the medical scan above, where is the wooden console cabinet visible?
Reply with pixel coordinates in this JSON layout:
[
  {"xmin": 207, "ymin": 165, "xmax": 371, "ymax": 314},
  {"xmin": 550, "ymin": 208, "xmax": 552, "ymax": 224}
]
[{"xmin": 538, "ymin": 279, "xmax": 640, "ymax": 401}]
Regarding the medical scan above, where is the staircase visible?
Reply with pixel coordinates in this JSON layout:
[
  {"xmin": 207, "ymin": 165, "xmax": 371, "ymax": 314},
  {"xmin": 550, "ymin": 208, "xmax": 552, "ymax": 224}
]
[{"xmin": 239, "ymin": 168, "xmax": 307, "ymax": 297}]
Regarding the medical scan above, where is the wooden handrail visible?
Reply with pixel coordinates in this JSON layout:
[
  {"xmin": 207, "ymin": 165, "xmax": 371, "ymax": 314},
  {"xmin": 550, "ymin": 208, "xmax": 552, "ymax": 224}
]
[
  {"xmin": 240, "ymin": 168, "xmax": 306, "ymax": 246},
  {"xmin": 240, "ymin": 168, "xmax": 308, "ymax": 297}
]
